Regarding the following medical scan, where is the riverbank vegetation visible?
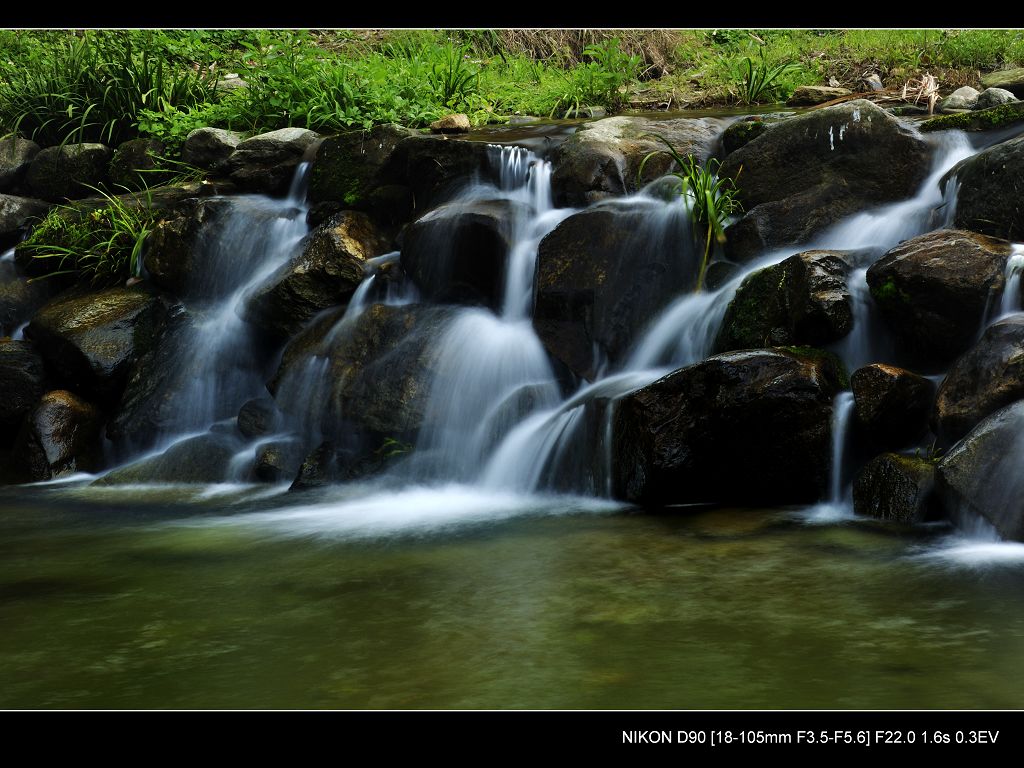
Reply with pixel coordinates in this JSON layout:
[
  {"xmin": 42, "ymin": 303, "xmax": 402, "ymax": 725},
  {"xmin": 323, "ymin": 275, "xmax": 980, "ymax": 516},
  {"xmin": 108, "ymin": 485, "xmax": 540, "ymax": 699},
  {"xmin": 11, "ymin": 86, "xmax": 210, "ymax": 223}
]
[{"xmin": 2, "ymin": 29, "xmax": 1024, "ymax": 149}]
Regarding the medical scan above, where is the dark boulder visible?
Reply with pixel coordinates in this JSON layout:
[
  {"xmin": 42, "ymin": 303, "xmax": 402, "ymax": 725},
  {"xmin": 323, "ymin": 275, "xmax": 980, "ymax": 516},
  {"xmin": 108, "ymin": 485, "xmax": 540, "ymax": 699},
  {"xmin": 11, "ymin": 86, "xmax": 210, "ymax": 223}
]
[
  {"xmin": 14, "ymin": 390, "xmax": 102, "ymax": 481},
  {"xmin": 242, "ymin": 210, "xmax": 391, "ymax": 339},
  {"xmin": 550, "ymin": 115, "xmax": 724, "ymax": 207},
  {"xmin": 94, "ymin": 432, "xmax": 241, "ymax": 485},
  {"xmin": 932, "ymin": 315, "xmax": 1024, "ymax": 445},
  {"xmin": 851, "ymin": 363, "xmax": 935, "ymax": 449},
  {"xmin": 108, "ymin": 138, "xmax": 169, "ymax": 192},
  {"xmin": 721, "ymin": 117, "xmax": 776, "ymax": 155},
  {"xmin": 25, "ymin": 287, "xmax": 168, "ymax": 405},
  {"xmin": 181, "ymin": 127, "xmax": 243, "ymax": 172},
  {"xmin": 949, "ymin": 133, "xmax": 1024, "ymax": 241},
  {"xmin": 290, "ymin": 441, "xmax": 338, "ymax": 490},
  {"xmin": 25, "ymin": 143, "xmax": 113, "ymax": 201},
  {"xmin": 142, "ymin": 197, "xmax": 233, "ymax": 297},
  {"xmin": 226, "ymin": 127, "xmax": 319, "ymax": 194},
  {"xmin": 0, "ymin": 194, "xmax": 50, "ymax": 246},
  {"xmin": 0, "ymin": 257, "xmax": 57, "ymax": 334},
  {"xmin": 0, "ymin": 339, "xmax": 46, "ymax": 445},
  {"xmin": 719, "ymin": 100, "xmax": 931, "ymax": 257},
  {"xmin": 308, "ymin": 124, "xmax": 418, "ymax": 210},
  {"xmin": 852, "ymin": 452, "xmax": 937, "ymax": 523},
  {"xmin": 379, "ymin": 135, "xmax": 494, "ymax": 214},
  {"xmin": 866, "ymin": 229, "xmax": 1011, "ymax": 367},
  {"xmin": 237, "ymin": 397, "xmax": 281, "ymax": 439},
  {"xmin": 715, "ymin": 250, "xmax": 852, "ymax": 352},
  {"xmin": 611, "ymin": 348, "xmax": 844, "ymax": 505},
  {"xmin": 936, "ymin": 401, "xmax": 1024, "ymax": 541},
  {"xmin": 533, "ymin": 202, "xmax": 693, "ymax": 380},
  {"xmin": 0, "ymin": 137, "xmax": 40, "ymax": 192},
  {"xmin": 254, "ymin": 439, "xmax": 305, "ymax": 483},
  {"xmin": 401, "ymin": 199, "xmax": 526, "ymax": 310}
]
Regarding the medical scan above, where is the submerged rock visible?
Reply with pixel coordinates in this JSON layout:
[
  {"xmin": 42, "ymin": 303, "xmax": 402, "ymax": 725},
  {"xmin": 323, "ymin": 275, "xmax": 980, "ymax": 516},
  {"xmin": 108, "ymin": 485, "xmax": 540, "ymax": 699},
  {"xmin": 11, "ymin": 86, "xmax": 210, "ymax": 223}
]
[
  {"xmin": 95, "ymin": 432, "xmax": 241, "ymax": 485},
  {"xmin": 936, "ymin": 401, "xmax": 1024, "ymax": 541},
  {"xmin": 0, "ymin": 339, "xmax": 46, "ymax": 444},
  {"xmin": 226, "ymin": 127, "xmax": 319, "ymax": 194},
  {"xmin": 715, "ymin": 250, "xmax": 852, "ymax": 353},
  {"xmin": 550, "ymin": 115, "xmax": 723, "ymax": 207},
  {"xmin": 0, "ymin": 136, "xmax": 41, "ymax": 192},
  {"xmin": 949, "ymin": 134, "xmax": 1024, "ymax": 241},
  {"xmin": 25, "ymin": 143, "xmax": 113, "ymax": 201},
  {"xmin": 866, "ymin": 229, "xmax": 1011, "ymax": 367},
  {"xmin": 400, "ymin": 199, "xmax": 525, "ymax": 310},
  {"xmin": 932, "ymin": 316, "xmax": 1024, "ymax": 445},
  {"xmin": 611, "ymin": 348, "xmax": 843, "ymax": 506},
  {"xmin": 533, "ymin": 202, "xmax": 693, "ymax": 380},
  {"xmin": 851, "ymin": 363, "xmax": 935, "ymax": 449},
  {"xmin": 853, "ymin": 453, "xmax": 937, "ymax": 523},
  {"xmin": 243, "ymin": 211, "xmax": 391, "ymax": 339},
  {"xmin": 14, "ymin": 390, "xmax": 102, "ymax": 481},
  {"xmin": 720, "ymin": 100, "xmax": 930, "ymax": 259},
  {"xmin": 25, "ymin": 287, "xmax": 168, "ymax": 404}
]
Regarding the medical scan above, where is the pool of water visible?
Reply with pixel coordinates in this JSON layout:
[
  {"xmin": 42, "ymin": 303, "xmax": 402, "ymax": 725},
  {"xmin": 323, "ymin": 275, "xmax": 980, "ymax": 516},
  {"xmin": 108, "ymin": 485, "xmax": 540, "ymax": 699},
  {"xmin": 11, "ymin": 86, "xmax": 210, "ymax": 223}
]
[{"xmin": 2, "ymin": 481, "xmax": 1024, "ymax": 709}]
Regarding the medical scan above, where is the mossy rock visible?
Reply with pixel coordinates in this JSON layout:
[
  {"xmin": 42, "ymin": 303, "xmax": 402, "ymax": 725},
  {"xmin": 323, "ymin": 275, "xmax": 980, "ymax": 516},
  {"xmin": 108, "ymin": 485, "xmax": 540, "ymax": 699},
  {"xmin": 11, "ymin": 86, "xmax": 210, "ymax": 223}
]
[
  {"xmin": 920, "ymin": 101, "xmax": 1024, "ymax": 132},
  {"xmin": 308, "ymin": 124, "xmax": 417, "ymax": 209}
]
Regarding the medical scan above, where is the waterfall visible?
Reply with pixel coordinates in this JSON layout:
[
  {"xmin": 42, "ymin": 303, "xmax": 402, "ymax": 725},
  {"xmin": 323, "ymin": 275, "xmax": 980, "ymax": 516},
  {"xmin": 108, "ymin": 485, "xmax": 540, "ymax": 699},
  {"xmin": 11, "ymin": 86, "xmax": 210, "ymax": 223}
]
[
  {"xmin": 998, "ymin": 245, "xmax": 1024, "ymax": 318},
  {"xmin": 829, "ymin": 391, "xmax": 856, "ymax": 503}
]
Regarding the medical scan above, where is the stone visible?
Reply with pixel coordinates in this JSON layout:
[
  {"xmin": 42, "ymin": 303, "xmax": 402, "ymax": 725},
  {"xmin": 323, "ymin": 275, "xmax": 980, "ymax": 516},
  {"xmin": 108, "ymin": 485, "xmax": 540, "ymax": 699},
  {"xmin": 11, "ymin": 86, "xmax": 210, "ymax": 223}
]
[
  {"xmin": 550, "ymin": 115, "xmax": 724, "ymax": 207},
  {"xmin": 611, "ymin": 348, "xmax": 844, "ymax": 506},
  {"xmin": 866, "ymin": 229, "xmax": 1012, "ymax": 367},
  {"xmin": 949, "ymin": 134, "xmax": 1024, "ymax": 241},
  {"xmin": 108, "ymin": 138, "xmax": 168, "ymax": 192},
  {"xmin": 14, "ymin": 390, "xmax": 102, "ymax": 480},
  {"xmin": 852, "ymin": 453, "xmax": 937, "ymax": 523},
  {"xmin": 976, "ymin": 87, "xmax": 1018, "ymax": 109},
  {"xmin": 939, "ymin": 85, "xmax": 980, "ymax": 112},
  {"xmin": 242, "ymin": 211, "xmax": 391, "ymax": 339},
  {"xmin": 94, "ymin": 432, "xmax": 240, "ymax": 485},
  {"xmin": 721, "ymin": 117, "xmax": 776, "ymax": 154},
  {"xmin": 429, "ymin": 114, "xmax": 471, "ymax": 133},
  {"xmin": 400, "ymin": 199, "xmax": 525, "ymax": 310},
  {"xmin": 719, "ymin": 100, "xmax": 931, "ymax": 258},
  {"xmin": 237, "ymin": 397, "xmax": 280, "ymax": 439},
  {"xmin": 0, "ymin": 194, "xmax": 50, "ymax": 246},
  {"xmin": 0, "ymin": 256, "xmax": 56, "ymax": 337},
  {"xmin": 980, "ymin": 67, "xmax": 1024, "ymax": 97},
  {"xmin": 226, "ymin": 127, "xmax": 319, "ymax": 194},
  {"xmin": 715, "ymin": 250, "xmax": 853, "ymax": 353},
  {"xmin": 25, "ymin": 143, "xmax": 113, "ymax": 201},
  {"xmin": 254, "ymin": 439, "xmax": 305, "ymax": 483},
  {"xmin": 142, "ymin": 197, "xmax": 233, "ymax": 297},
  {"xmin": 0, "ymin": 136, "xmax": 40, "ymax": 191},
  {"xmin": 181, "ymin": 127, "xmax": 243, "ymax": 172},
  {"xmin": 932, "ymin": 316, "xmax": 1024, "ymax": 445},
  {"xmin": 290, "ymin": 441, "xmax": 338, "ymax": 490},
  {"xmin": 308, "ymin": 124, "xmax": 418, "ymax": 211},
  {"xmin": 936, "ymin": 401, "xmax": 1024, "ymax": 541},
  {"xmin": 786, "ymin": 85, "xmax": 852, "ymax": 106},
  {"xmin": 533, "ymin": 203, "xmax": 695, "ymax": 380},
  {"xmin": 851, "ymin": 364, "xmax": 935, "ymax": 449},
  {"xmin": 25, "ymin": 287, "xmax": 167, "ymax": 404},
  {"xmin": 921, "ymin": 101, "xmax": 1024, "ymax": 133},
  {"xmin": 0, "ymin": 339, "xmax": 46, "ymax": 444}
]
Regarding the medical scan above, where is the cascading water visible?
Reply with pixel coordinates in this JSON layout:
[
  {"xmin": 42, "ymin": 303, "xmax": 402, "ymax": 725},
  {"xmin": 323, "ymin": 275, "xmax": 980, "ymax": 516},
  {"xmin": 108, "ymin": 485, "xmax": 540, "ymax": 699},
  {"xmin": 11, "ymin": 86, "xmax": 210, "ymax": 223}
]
[{"xmin": 999, "ymin": 245, "xmax": 1024, "ymax": 318}]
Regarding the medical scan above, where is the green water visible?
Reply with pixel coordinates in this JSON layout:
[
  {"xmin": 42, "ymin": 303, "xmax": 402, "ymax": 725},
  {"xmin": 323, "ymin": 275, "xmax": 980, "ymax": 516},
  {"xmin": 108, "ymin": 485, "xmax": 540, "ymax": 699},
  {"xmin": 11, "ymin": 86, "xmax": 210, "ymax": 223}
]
[{"xmin": 2, "ymin": 482, "xmax": 1024, "ymax": 709}]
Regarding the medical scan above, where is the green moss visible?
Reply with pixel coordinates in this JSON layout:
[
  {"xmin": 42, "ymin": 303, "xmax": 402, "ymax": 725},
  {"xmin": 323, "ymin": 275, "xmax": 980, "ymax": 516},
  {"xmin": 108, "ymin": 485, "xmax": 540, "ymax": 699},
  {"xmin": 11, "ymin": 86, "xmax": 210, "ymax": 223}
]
[
  {"xmin": 920, "ymin": 101, "xmax": 1024, "ymax": 133},
  {"xmin": 779, "ymin": 345, "xmax": 851, "ymax": 390},
  {"xmin": 870, "ymin": 277, "xmax": 912, "ymax": 307}
]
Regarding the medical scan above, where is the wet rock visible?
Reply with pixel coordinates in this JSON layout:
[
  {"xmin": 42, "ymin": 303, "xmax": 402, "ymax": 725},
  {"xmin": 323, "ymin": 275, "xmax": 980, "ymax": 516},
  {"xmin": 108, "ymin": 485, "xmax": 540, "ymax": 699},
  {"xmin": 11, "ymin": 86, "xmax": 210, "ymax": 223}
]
[
  {"xmin": 0, "ymin": 257, "xmax": 57, "ymax": 334},
  {"xmin": 720, "ymin": 100, "xmax": 930, "ymax": 257},
  {"xmin": 949, "ymin": 133, "xmax": 1024, "ymax": 241},
  {"xmin": 237, "ymin": 397, "xmax": 280, "ymax": 439},
  {"xmin": 704, "ymin": 260, "xmax": 739, "ymax": 291},
  {"xmin": 430, "ymin": 114, "xmax": 471, "ymax": 133},
  {"xmin": 866, "ymin": 229, "xmax": 1011, "ymax": 366},
  {"xmin": 108, "ymin": 138, "xmax": 168, "ymax": 192},
  {"xmin": 14, "ymin": 390, "xmax": 102, "ymax": 480},
  {"xmin": 977, "ymin": 87, "xmax": 1018, "ymax": 109},
  {"xmin": 550, "ymin": 115, "xmax": 723, "ymax": 207},
  {"xmin": 25, "ymin": 287, "xmax": 168, "ymax": 404},
  {"xmin": 308, "ymin": 124, "xmax": 418, "ymax": 211},
  {"xmin": 94, "ymin": 432, "xmax": 240, "ymax": 485},
  {"xmin": 533, "ymin": 203, "xmax": 692, "ymax": 380},
  {"xmin": 289, "ymin": 441, "xmax": 338, "ymax": 490},
  {"xmin": 0, "ymin": 339, "xmax": 46, "ymax": 444},
  {"xmin": 271, "ymin": 303, "xmax": 455, "ymax": 437},
  {"xmin": 181, "ymin": 127, "xmax": 243, "ymax": 172},
  {"xmin": 721, "ymin": 117, "xmax": 775, "ymax": 154},
  {"xmin": 25, "ymin": 143, "xmax": 113, "ymax": 201},
  {"xmin": 787, "ymin": 85, "xmax": 852, "ymax": 106},
  {"xmin": 851, "ymin": 364, "xmax": 935, "ymax": 449},
  {"xmin": 143, "ymin": 197, "xmax": 233, "ymax": 297},
  {"xmin": 0, "ymin": 136, "xmax": 40, "ymax": 191},
  {"xmin": 980, "ymin": 67, "xmax": 1024, "ymax": 97},
  {"xmin": 400, "ymin": 199, "xmax": 525, "ymax": 310},
  {"xmin": 226, "ymin": 127, "xmax": 319, "ymax": 194},
  {"xmin": 243, "ymin": 211, "xmax": 391, "ymax": 339},
  {"xmin": 939, "ymin": 86, "xmax": 980, "ymax": 112},
  {"xmin": 611, "ymin": 348, "xmax": 844, "ymax": 506},
  {"xmin": 853, "ymin": 453, "xmax": 937, "ymax": 523},
  {"xmin": 715, "ymin": 250, "xmax": 852, "ymax": 352},
  {"xmin": 932, "ymin": 316, "xmax": 1024, "ymax": 445},
  {"xmin": 936, "ymin": 401, "xmax": 1024, "ymax": 541},
  {"xmin": 254, "ymin": 439, "xmax": 305, "ymax": 483},
  {"xmin": 0, "ymin": 194, "xmax": 50, "ymax": 243},
  {"xmin": 379, "ymin": 135, "xmax": 494, "ymax": 214}
]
